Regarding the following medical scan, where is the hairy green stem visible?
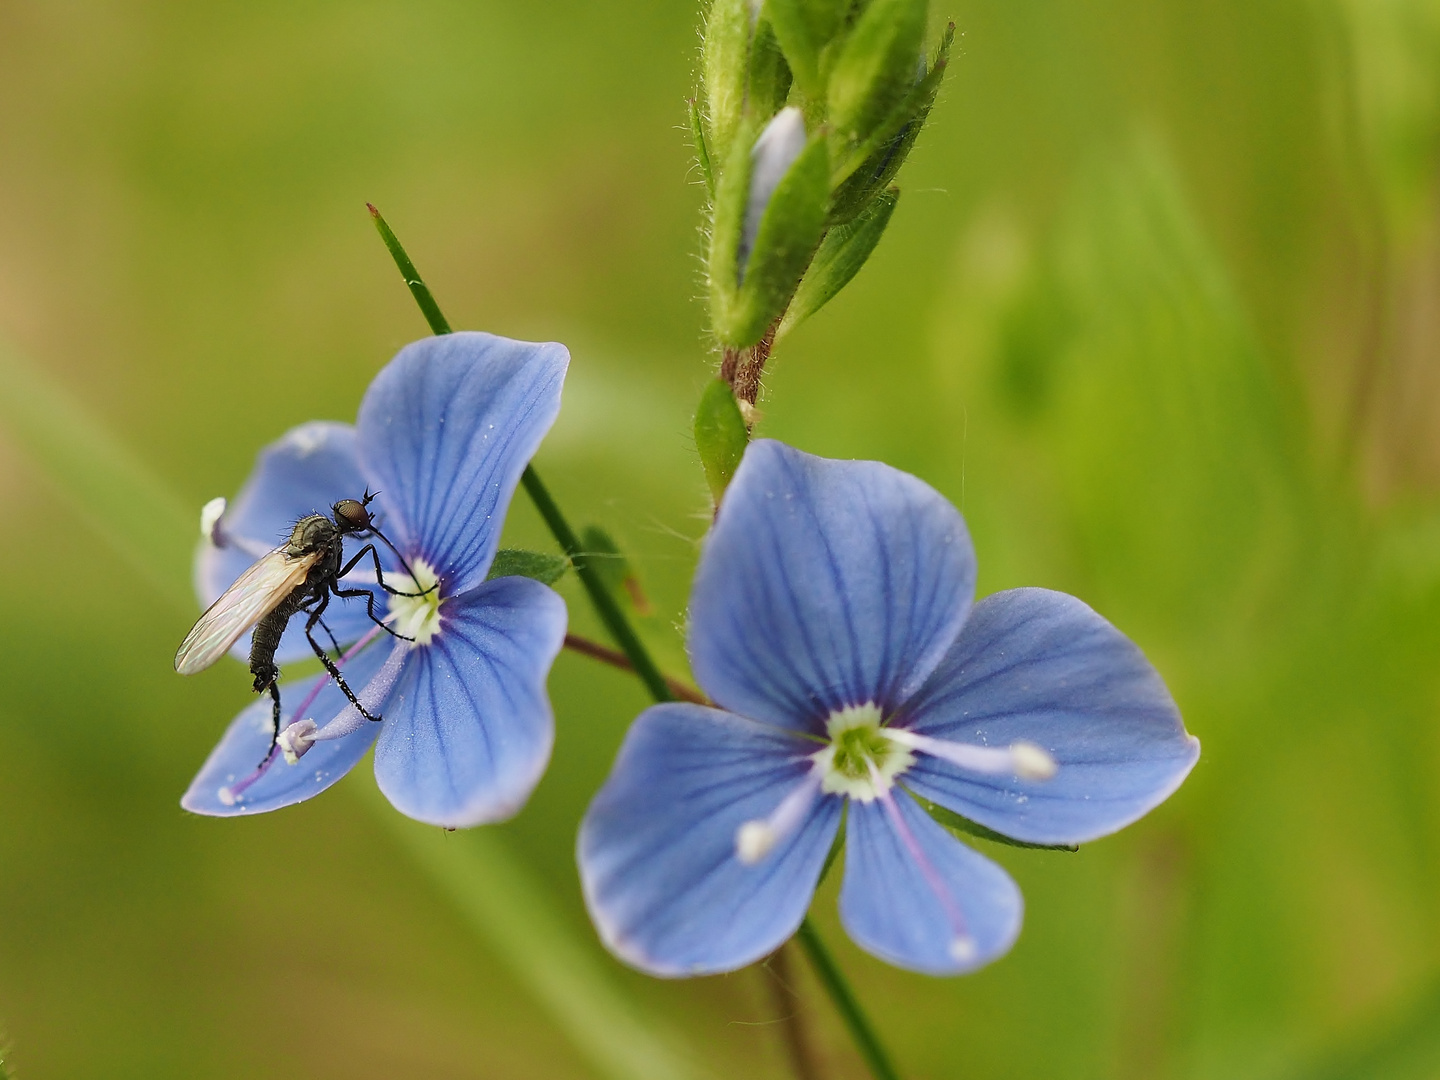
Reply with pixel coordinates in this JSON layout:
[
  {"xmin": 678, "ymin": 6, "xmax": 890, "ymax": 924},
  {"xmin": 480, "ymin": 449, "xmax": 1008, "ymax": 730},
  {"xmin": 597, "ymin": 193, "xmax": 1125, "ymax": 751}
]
[
  {"xmin": 795, "ymin": 919, "xmax": 900, "ymax": 1080},
  {"xmin": 368, "ymin": 205, "xmax": 673, "ymax": 703}
]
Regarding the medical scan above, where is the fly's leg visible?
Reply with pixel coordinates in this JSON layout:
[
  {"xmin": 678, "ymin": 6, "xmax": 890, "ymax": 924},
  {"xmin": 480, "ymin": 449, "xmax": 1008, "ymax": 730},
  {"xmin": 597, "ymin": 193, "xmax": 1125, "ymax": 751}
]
[
  {"xmin": 316, "ymin": 615, "xmax": 342, "ymax": 659},
  {"xmin": 332, "ymin": 578, "xmax": 417, "ymax": 643},
  {"xmin": 265, "ymin": 683, "xmax": 282, "ymax": 763},
  {"xmin": 338, "ymin": 543, "xmax": 438, "ymax": 598},
  {"xmin": 303, "ymin": 593, "xmax": 383, "ymax": 723}
]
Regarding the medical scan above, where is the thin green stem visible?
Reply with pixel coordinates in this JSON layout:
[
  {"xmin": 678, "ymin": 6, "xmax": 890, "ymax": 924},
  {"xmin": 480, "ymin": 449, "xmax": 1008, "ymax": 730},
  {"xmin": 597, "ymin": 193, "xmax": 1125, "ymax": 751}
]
[
  {"xmin": 795, "ymin": 918, "xmax": 900, "ymax": 1080},
  {"xmin": 367, "ymin": 204, "xmax": 672, "ymax": 704},
  {"xmin": 522, "ymin": 467, "xmax": 673, "ymax": 702},
  {"xmin": 368, "ymin": 204, "xmax": 453, "ymax": 335}
]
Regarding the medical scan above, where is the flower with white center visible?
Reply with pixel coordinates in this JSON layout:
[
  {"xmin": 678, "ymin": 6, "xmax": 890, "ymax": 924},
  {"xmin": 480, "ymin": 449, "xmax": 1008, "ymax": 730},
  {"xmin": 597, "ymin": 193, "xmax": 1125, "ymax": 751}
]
[
  {"xmin": 182, "ymin": 332, "xmax": 569, "ymax": 828},
  {"xmin": 578, "ymin": 440, "xmax": 1199, "ymax": 976}
]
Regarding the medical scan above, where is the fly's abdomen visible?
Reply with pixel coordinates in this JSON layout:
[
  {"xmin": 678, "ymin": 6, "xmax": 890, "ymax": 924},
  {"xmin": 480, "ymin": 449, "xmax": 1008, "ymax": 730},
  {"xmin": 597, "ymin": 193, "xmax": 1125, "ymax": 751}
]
[{"xmin": 249, "ymin": 590, "xmax": 306, "ymax": 692}]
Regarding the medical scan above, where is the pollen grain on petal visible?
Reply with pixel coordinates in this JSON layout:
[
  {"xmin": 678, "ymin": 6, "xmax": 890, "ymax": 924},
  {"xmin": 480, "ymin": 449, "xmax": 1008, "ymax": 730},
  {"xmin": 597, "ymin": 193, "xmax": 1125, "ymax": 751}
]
[
  {"xmin": 736, "ymin": 820, "xmax": 778, "ymax": 864},
  {"xmin": 1010, "ymin": 741, "xmax": 1057, "ymax": 780}
]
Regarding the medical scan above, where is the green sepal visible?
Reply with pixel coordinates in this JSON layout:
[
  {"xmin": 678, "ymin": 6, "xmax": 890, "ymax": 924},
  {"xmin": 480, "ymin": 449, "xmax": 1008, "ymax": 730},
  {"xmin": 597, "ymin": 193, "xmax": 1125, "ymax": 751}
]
[
  {"xmin": 747, "ymin": 17, "xmax": 794, "ymax": 120},
  {"xmin": 779, "ymin": 186, "xmax": 898, "ymax": 337},
  {"xmin": 486, "ymin": 548, "xmax": 571, "ymax": 586},
  {"xmin": 701, "ymin": 0, "xmax": 752, "ymax": 164},
  {"xmin": 764, "ymin": 0, "xmax": 822, "ymax": 98},
  {"xmin": 825, "ymin": 0, "xmax": 928, "ymax": 145},
  {"xmin": 706, "ymin": 117, "xmax": 759, "ymax": 338},
  {"xmin": 689, "ymin": 98, "xmax": 716, "ymax": 200},
  {"xmin": 715, "ymin": 133, "xmax": 831, "ymax": 347},
  {"xmin": 829, "ymin": 22, "xmax": 952, "ymax": 223},
  {"xmin": 914, "ymin": 792, "xmax": 1080, "ymax": 852},
  {"xmin": 694, "ymin": 378, "xmax": 750, "ymax": 501}
]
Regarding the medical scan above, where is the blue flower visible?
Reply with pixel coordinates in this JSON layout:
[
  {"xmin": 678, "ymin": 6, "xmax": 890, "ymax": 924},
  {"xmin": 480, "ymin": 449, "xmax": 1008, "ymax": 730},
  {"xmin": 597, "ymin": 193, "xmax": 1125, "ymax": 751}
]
[
  {"xmin": 578, "ymin": 440, "xmax": 1199, "ymax": 976},
  {"xmin": 182, "ymin": 332, "xmax": 569, "ymax": 828}
]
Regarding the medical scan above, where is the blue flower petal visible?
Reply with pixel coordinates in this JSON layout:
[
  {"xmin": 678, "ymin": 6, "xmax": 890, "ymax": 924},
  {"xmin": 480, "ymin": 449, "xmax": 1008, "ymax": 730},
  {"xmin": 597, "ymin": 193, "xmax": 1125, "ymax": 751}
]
[
  {"xmin": 900, "ymin": 588, "xmax": 1200, "ymax": 846},
  {"xmin": 372, "ymin": 576, "xmax": 566, "ymax": 827},
  {"xmin": 356, "ymin": 332, "xmax": 568, "ymax": 594},
  {"xmin": 195, "ymin": 420, "xmax": 383, "ymax": 664},
  {"xmin": 181, "ymin": 639, "xmax": 391, "ymax": 816},
  {"xmin": 688, "ymin": 440, "xmax": 976, "ymax": 732},
  {"xmin": 840, "ymin": 793, "xmax": 1022, "ymax": 975},
  {"xmin": 578, "ymin": 704, "xmax": 841, "ymax": 976}
]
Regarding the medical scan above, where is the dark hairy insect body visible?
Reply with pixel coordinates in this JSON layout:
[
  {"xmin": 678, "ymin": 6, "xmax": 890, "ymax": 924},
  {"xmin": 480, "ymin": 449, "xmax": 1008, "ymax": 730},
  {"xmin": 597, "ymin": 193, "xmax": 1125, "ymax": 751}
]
[{"xmin": 175, "ymin": 493, "xmax": 435, "ymax": 764}]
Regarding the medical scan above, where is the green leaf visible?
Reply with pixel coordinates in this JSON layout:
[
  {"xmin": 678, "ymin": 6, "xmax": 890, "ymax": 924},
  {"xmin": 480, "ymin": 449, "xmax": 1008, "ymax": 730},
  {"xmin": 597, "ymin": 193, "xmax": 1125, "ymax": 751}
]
[
  {"xmin": 694, "ymin": 378, "xmax": 750, "ymax": 500},
  {"xmin": 779, "ymin": 186, "xmax": 898, "ymax": 336},
  {"xmin": 764, "ymin": 0, "xmax": 822, "ymax": 98},
  {"xmin": 688, "ymin": 97, "xmax": 715, "ymax": 200},
  {"xmin": 577, "ymin": 525, "xmax": 625, "ymax": 583},
  {"xmin": 913, "ymin": 792, "xmax": 1079, "ymax": 852},
  {"xmin": 701, "ymin": 0, "xmax": 752, "ymax": 164},
  {"xmin": 829, "ymin": 21, "xmax": 952, "ymax": 221},
  {"xmin": 825, "ymin": 0, "xmax": 927, "ymax": 144},
  {"xmin": 716, "ymin": 134, "xmax": 831, "ymax": 346},
  {"xmin": 747, "ymin": 17, "xmax": 793, "ymax": 120},
  {"xmin": 486, "ymin": 548, "xmax": 570, "ymax": 586}
]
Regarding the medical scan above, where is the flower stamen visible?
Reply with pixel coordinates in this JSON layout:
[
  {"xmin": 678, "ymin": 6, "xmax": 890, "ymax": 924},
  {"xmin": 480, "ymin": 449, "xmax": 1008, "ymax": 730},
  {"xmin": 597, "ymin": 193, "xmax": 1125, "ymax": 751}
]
[
  {"xmin": 869, "ymin": 760, "xmax": 978, "ymax": 964},
  {"xmin": 882, "ymin": 728, "xmax": 1057, "ymax": 781},
  {"xmin": 386, "ymin": 558, "xmax": 444, "ymax": 644},
  {"xmin": 735, "ymin": 768, "xmax": 823, "ymax": 864},
  {"xmin": 812, "ymin": 703, "xmax": 915, "ymax": 802}
]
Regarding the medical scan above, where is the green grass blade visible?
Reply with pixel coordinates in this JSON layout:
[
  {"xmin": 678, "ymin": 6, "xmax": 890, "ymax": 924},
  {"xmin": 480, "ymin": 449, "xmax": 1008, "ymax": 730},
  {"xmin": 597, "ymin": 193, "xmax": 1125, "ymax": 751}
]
[{"xmin": 0, "ymin": 338, "xmax": 194, "ymax": 609}]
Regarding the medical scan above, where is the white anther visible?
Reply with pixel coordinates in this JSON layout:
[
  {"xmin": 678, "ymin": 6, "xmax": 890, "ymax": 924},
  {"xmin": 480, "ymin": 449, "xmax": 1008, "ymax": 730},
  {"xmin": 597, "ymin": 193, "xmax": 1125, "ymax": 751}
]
[
  {"xmin": 883, "ymin": 728, "xmax": 1058, "ymax": 781},
  {"xmin": 734, "ymin": 769, "xmax": 822, "ymax": 865},
  {"xmin": 217, "ymin": 786, "xmax": 237, "ymax": 806},
  {"xmin": 277, "ymin": 719, "xmax": 318, "ymax": 764},
  {"xmin": 949, "ymin": 936, "xmax": 978, "ymax": 964},
  {"xmin": 1010, "ymin": 740, "xmax": 1057, "ymax": 780},
  {"xmin": 199, "ymin": 497, "xmax": 227, "ymax": 543},
  {"xmin": 736, "ymin": 821, "xmax": 778, "ymax": 864}
]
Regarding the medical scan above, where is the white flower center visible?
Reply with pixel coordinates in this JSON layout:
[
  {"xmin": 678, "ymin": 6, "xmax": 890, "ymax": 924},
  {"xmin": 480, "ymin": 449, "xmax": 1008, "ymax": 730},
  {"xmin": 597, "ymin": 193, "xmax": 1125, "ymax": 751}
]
[
  {"xmin": 386, "ymin": 558, "xmax": 443, "ymax": 645},
  {"xmin": 811, "ymin": 703, "xmax": 915, "ymax": 803}
]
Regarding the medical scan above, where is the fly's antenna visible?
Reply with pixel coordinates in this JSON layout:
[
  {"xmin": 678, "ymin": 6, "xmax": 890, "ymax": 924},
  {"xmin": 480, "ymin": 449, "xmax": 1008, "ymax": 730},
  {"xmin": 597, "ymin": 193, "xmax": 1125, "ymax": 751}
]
[{"xmin": 372, "ymin": 525, "xmax": 439, "ymax": 596}]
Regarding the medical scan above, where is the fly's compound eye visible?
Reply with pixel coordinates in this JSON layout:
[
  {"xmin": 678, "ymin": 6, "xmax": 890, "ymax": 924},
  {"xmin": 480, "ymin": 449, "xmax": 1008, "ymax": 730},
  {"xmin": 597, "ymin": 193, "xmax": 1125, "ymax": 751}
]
[{"xmin": 332, "ymin": 498, "xmax": 373, "ymax": 532}]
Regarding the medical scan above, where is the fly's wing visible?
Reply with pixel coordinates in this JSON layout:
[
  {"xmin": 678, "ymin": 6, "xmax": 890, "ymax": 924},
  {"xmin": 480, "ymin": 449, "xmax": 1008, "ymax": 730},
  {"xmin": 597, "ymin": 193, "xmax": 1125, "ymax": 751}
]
[{"xmin": 174, "ymin": 548, "xmax": 318, "ymax": 674}]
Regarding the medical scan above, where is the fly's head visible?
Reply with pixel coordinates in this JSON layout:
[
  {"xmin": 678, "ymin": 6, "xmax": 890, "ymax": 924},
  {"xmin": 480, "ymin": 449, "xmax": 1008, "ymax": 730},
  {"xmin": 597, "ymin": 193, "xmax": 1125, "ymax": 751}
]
[{"xmin": 332, "ymin": 490, "xmax": 377, "ymax": 536}]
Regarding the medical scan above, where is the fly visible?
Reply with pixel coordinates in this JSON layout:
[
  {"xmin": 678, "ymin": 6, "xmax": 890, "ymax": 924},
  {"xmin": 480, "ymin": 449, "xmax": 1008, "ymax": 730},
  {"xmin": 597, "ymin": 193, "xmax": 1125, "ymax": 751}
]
[{"xmin": 174, "ymin": 491, "xmax": 435, "ymax": 759}]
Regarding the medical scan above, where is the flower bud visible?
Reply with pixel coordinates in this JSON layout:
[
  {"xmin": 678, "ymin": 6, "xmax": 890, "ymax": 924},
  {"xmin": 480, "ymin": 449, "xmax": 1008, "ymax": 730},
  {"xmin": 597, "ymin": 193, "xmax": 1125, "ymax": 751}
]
[
  {"xmin": 709, "ymin": 111, "xmax": 830, "ymax": 348},
  {"xmin": 826, "ymin": 0, "xmax": 928, "ymax": 144},
  {"xmin": 740, "ymin": 107, "xmax": 808, "ymax": 274}
]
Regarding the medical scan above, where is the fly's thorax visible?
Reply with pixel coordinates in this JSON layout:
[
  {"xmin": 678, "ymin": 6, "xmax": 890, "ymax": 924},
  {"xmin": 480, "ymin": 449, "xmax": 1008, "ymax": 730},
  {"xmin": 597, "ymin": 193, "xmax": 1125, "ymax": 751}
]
[
  {"xmin": 286, "ymin": 514, "xmax": 338, "ymax": 557},
  {"xmin": 388, "ymin": 558, "xmax": 444, "ymax": 645}
]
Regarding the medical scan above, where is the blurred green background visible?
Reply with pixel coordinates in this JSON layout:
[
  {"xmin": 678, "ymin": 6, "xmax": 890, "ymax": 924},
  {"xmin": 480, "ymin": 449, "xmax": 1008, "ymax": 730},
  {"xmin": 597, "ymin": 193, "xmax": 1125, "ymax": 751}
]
[{"xmin": 4, "ymin": 0, "xmax": 1440, "ymax": 1077}]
